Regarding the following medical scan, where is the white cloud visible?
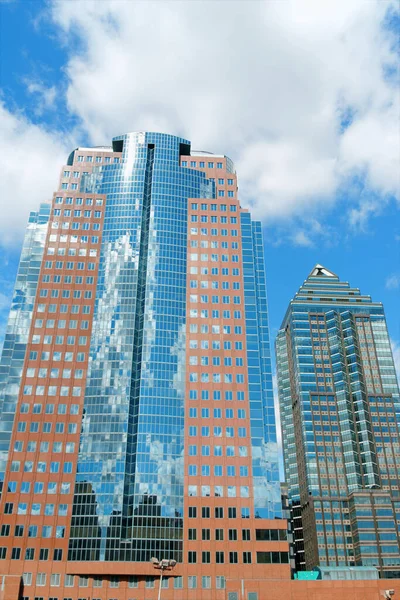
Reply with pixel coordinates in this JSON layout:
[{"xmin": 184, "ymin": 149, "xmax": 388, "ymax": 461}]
[
  {"xmin": 47, "ymin": 0, "xmax": 399, "ymax": 226},
  {"xmin": 24, "ymin": 79, "xmax": 58, "ymax": 114},
  {"xmin": 386, "ymin": 274, "xmax": 400, "ymax": 290},
  {"xmin": 0, "ymin": 102, "xmax": 70, "ymax": 247},
  {"xmin": 291, "ymin": 230, "xmax": 314, "ymax": 248}
]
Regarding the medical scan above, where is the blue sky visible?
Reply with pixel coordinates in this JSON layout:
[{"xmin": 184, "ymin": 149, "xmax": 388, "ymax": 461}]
[{"xmin": 0, "ymin": 0, "xmax": 399, "ymax": 381}]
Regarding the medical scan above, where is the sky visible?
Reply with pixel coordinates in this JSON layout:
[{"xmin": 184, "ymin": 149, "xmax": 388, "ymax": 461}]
[{"xmin": 0, "ymin": 0, "xmax": 399, "ymax": 388}]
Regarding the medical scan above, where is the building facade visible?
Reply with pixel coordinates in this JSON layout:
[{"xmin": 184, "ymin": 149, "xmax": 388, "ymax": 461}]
[
  {"xmin": 0, "ymin": 132, "xmax": 288, "ymax": 599},
  {"xmin": 276, "ymin": 265, "xmax": 400, "ymax": 578}
]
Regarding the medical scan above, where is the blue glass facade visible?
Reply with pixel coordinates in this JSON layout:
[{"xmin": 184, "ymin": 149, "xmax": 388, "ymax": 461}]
[
  {"xmin": 241, "ymin": 215, "xmax": 281, "ymax": 519},
  {"xmin": 0, "ymin": 203, "xmax": 50, "ymax": 485},
  {"xmin": 68, "ymin": 133, "xmax": 214, "ymax": 562}
]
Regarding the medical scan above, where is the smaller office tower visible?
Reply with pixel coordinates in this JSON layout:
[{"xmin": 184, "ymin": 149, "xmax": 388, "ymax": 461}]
[{"xmin": 276, "ymin": 265, "xmax": 400, "ymax": 578}]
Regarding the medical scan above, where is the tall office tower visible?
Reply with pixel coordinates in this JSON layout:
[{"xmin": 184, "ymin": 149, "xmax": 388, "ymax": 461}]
[
  {"xmin": 0, "ymin": 132, "xmax": 288, "ymax": 600},
  {"xmin": 276, "ymin": 265, "xmax": 400, "ymax": 579}
]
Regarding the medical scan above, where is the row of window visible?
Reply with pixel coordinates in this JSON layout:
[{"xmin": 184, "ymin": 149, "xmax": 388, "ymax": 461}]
[
  {"xmin": 187, "ymin": 444, "xmax": 248, "ymax": 457},
  {"xmin": 187, "ymin": 550, "xmax": 288, "ymax": 564},
  {"xmin": 189, "ymin": 356, "xmax": 244, "ymax": 367},
  {"xmin": 188, "ymin": 373, "xmax": 245, "ymax": 383},
  {"xmin": 61, "ymin": 183, "xmax": 80, "ymax": 190},
  {"xmin": 19, "ymin": 402, "xmax": 79, "ymax": 414},
  {"xmin": 188, "ymin": 323, "xmax": 242, "ymax": 334},
  {"xmin": 190, "ymin": 253, "xmax": 240, "ymax": 263},
  {"xmin": 189, "ymin": 390, "xmax": 245, "ymax": 400},
  {"xmin": 187, "ymin": 485, "xmax": 249, "ymax": 498},
  {"xmin": 191, "ymin": 241, "xmax": 239, "ymax": 251},
  {"xmin": 191, "ymin": 215, "xmax": 237, "ymax": 226},
  {"xmin": 189, "ymin": 407, "xmax": 246, "ymax": 418},
  {"xmin": 51, "ymin": 221, "xmax": 100, "ymax": 231},
  {"xmin": 3, "ymin": 502, "xmax": 67, "ymax": 516},
  {"xmin": 182, "ymin": 160, "xmax": 225, "ymax": 170},
  {"xmin": 188, "ymin": 464, "xmax": 248, "ymax": 476},
  {"xmin": 26, "ymin": 367, "xmax": 85, "ymax": 378},
  {"xmin": 189, "ymin": 339, "xmax": 243, "ymax": 349},
  {"xmin": 10, "ymin": 458, "xmax": 75, "ymax": 472},
  {"xmin": 34, "ymin": 319, "xmax": 91, "ymax": 330},
  {"xmin": 48, "ymin": 235, "xmax": 99, "ymax": 244},
  {"xmin": 53, "ymin": 209, "xmax": 102, "ymax": 218},
  {"xmin": 38, "ymin": 290, "xmax": 93, "ymax": 300},
  {"xmin": 189, "ymin": 266, "xmax": 240, "ymax": 276},
  {"xmin": 19, "ymin": 573, "xmax": 227, "ymax": 591},
  {"xmin": 31, "ymin": 334, "xmax": 88, "ymax": 345},
  {"xmin": 42, "ymin": 275, "xmax": 95, "ymax": 287},
  {"xmin": 191, "ymin": 218, "xmax": 238, "ymax": 227},
  {"xmin": 34, "ymin": 315, "xmax": 91, "ymax": 327},
  {"xmin": 7, "ymin": 466, "xmax": 73, "ymax": 484},
  {"xmin": 47, "ymin": 248, "xmax": 98, "ymax": 259},
  {"xmin": 13, "ymin": 440, "xmax": 76, "ymax": 453},
  {"xmin": 190, "ymin": 294, "xmax": 242, "ymax": 304},
  {"xmin": 1, "ymin": 547, "xmax": 65, "ymax": 562},
  {"xmin": 36, "ymin": 313, "xmax": 90, "ymax": 327},
  {"xmin": 189, "ymin": 425, "xmax": 247, "ymax": 437},
  {"xmin": 55, "ymin": 197, "xmax": 104, "ymax": 205},
  {"xmin": 187, "ymin": 528, "xmax": 286, "ymax": 541},
  {"xmin": 28, "ymin": 351, "xmax": 86, "ymax": 362},
  {"xmin": 75, "ymin": 155, "xmax": 119, "ymax": 163},
  {"xmin": 37, "ymin": 303, "xmax": 92, "ymax": 314}
]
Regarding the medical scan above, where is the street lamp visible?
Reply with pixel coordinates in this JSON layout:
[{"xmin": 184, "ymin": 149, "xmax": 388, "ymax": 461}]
[{"xmin": 150, "ymin": 557, "xmax": 176, "ymax": 600}]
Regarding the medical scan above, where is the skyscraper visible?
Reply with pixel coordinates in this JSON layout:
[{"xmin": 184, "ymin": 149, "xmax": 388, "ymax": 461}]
[
  {"xmin": 276, "ymin": 265, "xmax": 400, "ymax": 579},
  {"xmin": 0, "ymin": 132, "xmax": 288, "ymax": 599}
]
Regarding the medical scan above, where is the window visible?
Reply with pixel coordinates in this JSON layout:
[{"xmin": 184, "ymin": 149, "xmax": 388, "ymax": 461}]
[
  {"xmin": 128, "ymin": 576, "xmax": 138, "ymax": 588},
  {"xmin": 229, "ymin": 529, "xmax": 238, "ymax": 541},
  {"xmin": 188, "ymin": 551, "xmax": 197, "ymax": 563},
  {"xmin": 243, "ymin": 551, "xmax": 252, "ymax": 564},
  {"xmin": 202, "ymin": 507, "xmax": 210, "ymax": 518},
  {"xmin": 202, "ymin": 576, "xmax": 211, "ymax": 589},
  {"xmin": 145, "ymin": 577, "xmax": 155, "ymax": 589},
  {"xmin": 0, "ymin": 525, "xmax": 10, "ymax": 536},
  {"xmin": 36, "ymin": 573, "xmax": 46, "ymax": 586},
  {"xmin": 188, "ymin": 576, "xmax": 197, "ymax": 589},
  {"xmin": 4, "ymin": 503, "xmax": 13, "ymax": 514},
  {"xmin": 50, "ymin": 573, "xmax": 61, "ymax": 586},
  {"xmin": 15, "ymin": 525, "xmax": 24, "ymax": 537},
  {"xmin": 202, "ymin": 551, "xmax": 211, "ymax": 563},
  {"xmin": 242, "ymin": 529, "xmax": 251, "ymax": 541},
  {"xmin": 229, "ymin": 551, "xmax": 238, "ymax": 563},
  {"xmin": 25, "ymin": 548, "xmax": 34, "ymax": 560},
  {"xmin": 174, "ymin": 576, "xmax": 183, "ymax": 589},
  {"xmin": 216, "ymin": 551, "xmax": 224, "ymax": 564}
]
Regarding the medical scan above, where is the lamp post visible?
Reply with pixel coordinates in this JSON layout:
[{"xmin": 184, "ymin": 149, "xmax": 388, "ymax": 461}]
[{"xmin": 150, "ymin": 557, "xmax": 176, "ymax": 600}]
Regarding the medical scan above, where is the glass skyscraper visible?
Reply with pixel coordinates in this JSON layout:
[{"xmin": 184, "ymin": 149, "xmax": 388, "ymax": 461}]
[
  {"xmin": 0, "ymin": 132, "xmax": 289, "ymax": 599},
  {"xmin": 276, "ymin": 265, "xmax": 400, "ymax": 579}
]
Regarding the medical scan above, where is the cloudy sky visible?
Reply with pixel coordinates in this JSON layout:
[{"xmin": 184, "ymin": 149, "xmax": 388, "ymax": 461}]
[{"xmin": 0, "ymin": 0, "xmax": 399, "ymax": 379}]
